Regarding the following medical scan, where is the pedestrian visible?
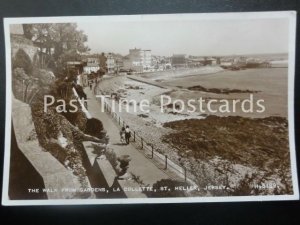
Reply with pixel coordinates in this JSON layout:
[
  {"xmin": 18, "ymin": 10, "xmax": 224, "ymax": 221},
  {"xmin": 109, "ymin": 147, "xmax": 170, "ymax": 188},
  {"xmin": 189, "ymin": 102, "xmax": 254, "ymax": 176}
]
[
  {"xmin": 125, "ymin": 125, "xmax": 131, "ymax": 145},
  {"xmin": 120, "ymin": 127, "xmax": 125, "ymax": 144},
  {"xmin": 89, "ymin": 82, "xmax": 92, "ymax": 90}
]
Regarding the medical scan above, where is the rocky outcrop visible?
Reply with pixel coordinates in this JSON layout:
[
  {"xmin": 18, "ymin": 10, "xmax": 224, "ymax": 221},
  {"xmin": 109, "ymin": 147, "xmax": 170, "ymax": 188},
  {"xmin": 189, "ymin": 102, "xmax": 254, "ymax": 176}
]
[{"xmin": 163, "ymin": 115, "xmax": 292, "ymax": 195}]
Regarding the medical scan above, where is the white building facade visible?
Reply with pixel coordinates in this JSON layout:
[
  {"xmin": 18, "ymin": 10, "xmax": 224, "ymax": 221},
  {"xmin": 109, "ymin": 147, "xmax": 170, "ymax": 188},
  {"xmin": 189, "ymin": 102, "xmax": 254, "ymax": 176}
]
[
  {"xmin": 124, "ymin": 48, "xmax": 152, "ymax": 73},
  {"xmin": 83, "ymin": 58, "xmax": 100, "ymax": 74},
  {"xmin": 106, "ymin": 53, "xmax": 116, "ymax": 74}
]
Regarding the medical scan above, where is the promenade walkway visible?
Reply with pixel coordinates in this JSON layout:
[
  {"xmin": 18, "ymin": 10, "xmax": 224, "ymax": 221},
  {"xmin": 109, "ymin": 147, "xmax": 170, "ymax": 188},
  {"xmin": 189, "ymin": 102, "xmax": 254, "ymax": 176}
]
[{"xmin": 84, "ymin": 87, "xmax": 170, "ymax": 186}]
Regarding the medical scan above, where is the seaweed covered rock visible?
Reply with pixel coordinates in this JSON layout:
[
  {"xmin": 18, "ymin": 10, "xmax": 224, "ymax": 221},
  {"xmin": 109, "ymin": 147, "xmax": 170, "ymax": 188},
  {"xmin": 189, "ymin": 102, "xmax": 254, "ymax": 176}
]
[{"xmin": 162, "ymin": 115, "xmax": 292, "ymax": 195}]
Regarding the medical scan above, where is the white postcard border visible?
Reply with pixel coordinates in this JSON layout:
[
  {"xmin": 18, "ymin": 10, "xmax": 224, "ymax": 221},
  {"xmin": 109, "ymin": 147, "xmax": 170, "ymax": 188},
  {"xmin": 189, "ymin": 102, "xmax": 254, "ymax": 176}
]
[{"xmin": 2, "ymin": 11, "xmax": 299, "ymax": 205}]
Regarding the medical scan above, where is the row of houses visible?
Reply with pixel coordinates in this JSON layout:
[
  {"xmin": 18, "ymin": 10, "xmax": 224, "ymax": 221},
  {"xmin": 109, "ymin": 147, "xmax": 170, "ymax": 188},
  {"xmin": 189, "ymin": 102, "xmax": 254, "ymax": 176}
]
[
  {"xmin": 171, "ymin": 54, "xmax": 285, "ymax": 69},
  {"xmin": 67, "ymin": 50, "xmax": 282, "ymax": 76},
  {"xmin": 121, "ymin": 50, "xmax": 222, "ymax": 72},
  {"xmin": 171, "ymin": 54, "xmax": 221, "ymax": 68},
  {"xmin": 67, "ymin": 49, "xmax": 154, "ymax": 75},
  {"xmin": 67, "ymin": 48, "xmax": 155, "ymax": 75},
  {"xmin": 66, "ymin": 52, "xmax": 117, "ymax": 75}
]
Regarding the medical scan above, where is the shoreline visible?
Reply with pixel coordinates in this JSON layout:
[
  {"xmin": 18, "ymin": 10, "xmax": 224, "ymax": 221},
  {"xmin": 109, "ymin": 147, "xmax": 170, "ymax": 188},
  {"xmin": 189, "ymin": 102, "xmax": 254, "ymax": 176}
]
[{"xmin": 94, "ymin": 66, "xmax": 290, "ymax": 195}]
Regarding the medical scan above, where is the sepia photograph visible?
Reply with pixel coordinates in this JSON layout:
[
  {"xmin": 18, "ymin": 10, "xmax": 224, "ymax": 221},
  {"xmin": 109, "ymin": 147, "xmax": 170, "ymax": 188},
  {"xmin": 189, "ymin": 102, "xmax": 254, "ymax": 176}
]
[{"xmin": 2, "ymin": 11, "xmax": 298, "ymax": 205}]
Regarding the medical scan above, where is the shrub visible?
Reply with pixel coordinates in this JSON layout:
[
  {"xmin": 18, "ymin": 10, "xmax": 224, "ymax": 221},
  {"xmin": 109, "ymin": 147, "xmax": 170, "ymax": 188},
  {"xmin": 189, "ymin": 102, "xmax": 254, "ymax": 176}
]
[
  {"xmin": 13, "ymin": 49, "xmax": 33, "ymax": 75},
  {"xmin": 85, "ymin": 118, "xmax": 105, "ymax": 139},
  {"xmin": 104, "ymin": 148, "xmax": 118, "ymax": 169}
]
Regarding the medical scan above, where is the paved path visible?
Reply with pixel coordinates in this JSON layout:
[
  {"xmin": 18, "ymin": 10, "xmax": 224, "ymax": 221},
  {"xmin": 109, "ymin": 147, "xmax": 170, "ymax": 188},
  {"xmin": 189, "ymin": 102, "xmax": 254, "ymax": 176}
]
[{"xmin": 85, "ymin": 87, "xmax": 169, "ymax": 186}]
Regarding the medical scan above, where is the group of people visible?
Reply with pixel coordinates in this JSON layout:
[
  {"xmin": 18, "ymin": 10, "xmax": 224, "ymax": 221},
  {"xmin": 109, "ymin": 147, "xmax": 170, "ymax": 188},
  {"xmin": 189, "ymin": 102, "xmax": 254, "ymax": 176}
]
[{"xmin": 120, "ymin": 125, "xmax": 131, "ymax": 145}]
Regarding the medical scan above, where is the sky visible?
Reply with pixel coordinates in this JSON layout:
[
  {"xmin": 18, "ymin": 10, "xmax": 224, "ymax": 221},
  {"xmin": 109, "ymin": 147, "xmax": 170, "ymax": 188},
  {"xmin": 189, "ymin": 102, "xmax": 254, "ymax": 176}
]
[{"xmin": 76, "ymin": 17, "xmax": 289, "ymax": 57}]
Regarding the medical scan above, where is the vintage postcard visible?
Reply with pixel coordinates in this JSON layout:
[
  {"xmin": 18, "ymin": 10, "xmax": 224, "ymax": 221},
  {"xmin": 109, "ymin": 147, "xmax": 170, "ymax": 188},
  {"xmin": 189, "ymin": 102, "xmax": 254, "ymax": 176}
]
[{"xmin": 2, "ymin": 11, "xmax": 299, "ymax": 205}]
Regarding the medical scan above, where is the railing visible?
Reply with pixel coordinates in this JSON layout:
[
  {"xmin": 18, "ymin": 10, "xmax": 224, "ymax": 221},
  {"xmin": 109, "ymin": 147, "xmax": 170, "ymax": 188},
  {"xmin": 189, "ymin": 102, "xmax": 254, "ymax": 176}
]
[
  {"xmin": 93, "ymin": 80, "xmax": 196, "ymax": 184},
  {"xmin": 72, "ymin": 87, "xmax": 91, "ymax": 119}
]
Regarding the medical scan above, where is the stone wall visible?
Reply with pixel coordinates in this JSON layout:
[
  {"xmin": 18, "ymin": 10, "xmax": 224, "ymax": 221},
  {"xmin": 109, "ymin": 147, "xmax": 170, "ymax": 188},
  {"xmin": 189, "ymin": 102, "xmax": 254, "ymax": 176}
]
[{"xmin": 11, "ymin": 97, "xmax": 95, "ymax": 199}]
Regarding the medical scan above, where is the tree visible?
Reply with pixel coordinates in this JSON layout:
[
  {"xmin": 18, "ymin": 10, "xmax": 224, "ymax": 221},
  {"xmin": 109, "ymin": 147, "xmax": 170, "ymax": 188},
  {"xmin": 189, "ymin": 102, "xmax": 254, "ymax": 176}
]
[
  {"xmin": 96, "ymin": 67, "xmax": 106, "ymax": 77},
  {"xmin": 22, "ymin": 24, "xmax": 33, "ymax": 40},
  {"xmin": 13, "ymin": 49, "xmax": 33, "ymax": 75},
  {"xmin": 55, "ymin": 49, "xmax": 82, "ymax": 77},
  {"xmin": 99, "ymin": 52, "xmax": 107, "ymax": 70},
  {"xmin": 22, "ymin": 23, "xmax": 90, "ymax": 73}
]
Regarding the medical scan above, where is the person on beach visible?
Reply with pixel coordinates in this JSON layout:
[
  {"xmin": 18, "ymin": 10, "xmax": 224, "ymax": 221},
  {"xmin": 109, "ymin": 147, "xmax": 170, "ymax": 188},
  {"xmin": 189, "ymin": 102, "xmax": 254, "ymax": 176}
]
[
  {"xmin": 125, "ymin": 125, "xmax": 131, "ymax": 145},
  {"xmin": 120, "ymin": 127, "xmax": 126, "ymax": 144}
]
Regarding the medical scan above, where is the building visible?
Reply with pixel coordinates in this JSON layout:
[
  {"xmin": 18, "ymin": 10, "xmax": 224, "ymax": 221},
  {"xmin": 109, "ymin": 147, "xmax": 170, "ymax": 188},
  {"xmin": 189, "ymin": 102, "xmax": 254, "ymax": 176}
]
[
  {"xmin": 66, "ymin": 61, "xmax": 84, "ymax": 75},
  {"xmin": 142, "ymin": 49, "xmax": 152, "ymax": 69},
  {"xmin": 187, "ymin": 57, "xmax": 205, "ymax": 67},
  {"xmin": 115, "ymin": 58, "xmax": 124, "ymax": 73},
  {"xmin": 171, "ymin": 54, "xmax": 187, "ymax": 68},
  {"xmin": 123, "ymin": 48, "xmax": 152, "ymax": 73},
  {"xmin": 77, "ymin": 73, "xmax": 88, "ymax": 87},
  {"xmin": 106, "ymin": 53, "xmax": 116, "ymax": 74},
  {"xmin": 204, "ymin": 57, "xmax": 217, "ymax": 66},
  {"xmin": 83, "ymin": 58, "xmax": 100, "ymax": 74}
]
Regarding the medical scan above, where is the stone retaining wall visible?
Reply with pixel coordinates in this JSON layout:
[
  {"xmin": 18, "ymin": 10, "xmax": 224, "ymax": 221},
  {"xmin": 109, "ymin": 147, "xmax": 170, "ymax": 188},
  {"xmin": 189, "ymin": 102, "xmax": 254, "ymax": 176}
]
[{"xmin": 11, "ymin": 97, "xmax": 95, "ymax": 199}]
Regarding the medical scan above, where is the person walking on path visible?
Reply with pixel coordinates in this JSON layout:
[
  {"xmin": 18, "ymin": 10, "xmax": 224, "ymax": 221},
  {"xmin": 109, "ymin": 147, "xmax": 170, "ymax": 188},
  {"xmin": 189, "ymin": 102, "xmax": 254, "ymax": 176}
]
[
  {"xmin": 125, "ymin": 125, "xmax": 131, "ymax": 145},
  {"xmin": 120, "ymin": 127, "xmax": 126, "ymax": 144}
]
